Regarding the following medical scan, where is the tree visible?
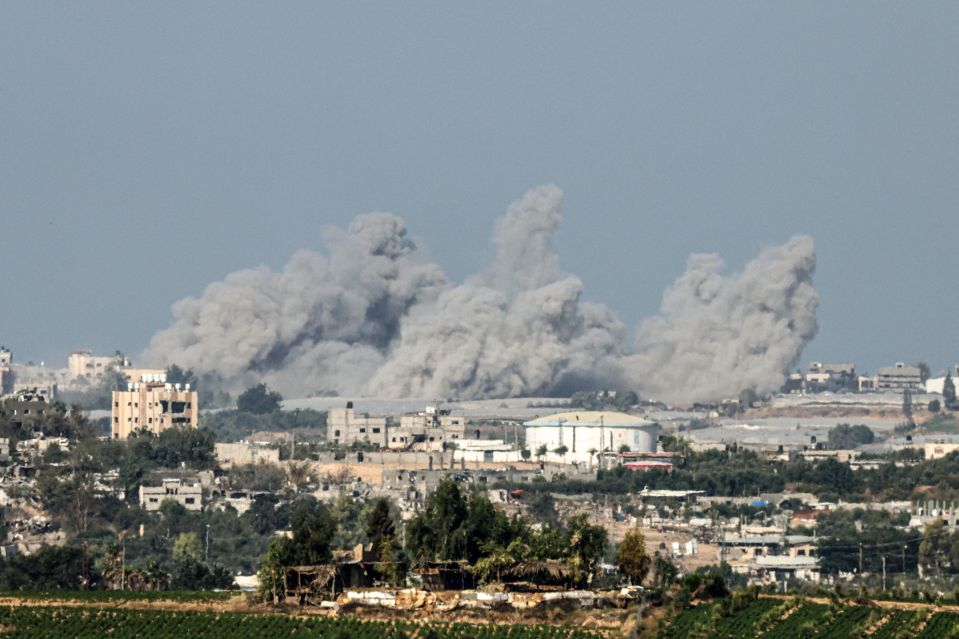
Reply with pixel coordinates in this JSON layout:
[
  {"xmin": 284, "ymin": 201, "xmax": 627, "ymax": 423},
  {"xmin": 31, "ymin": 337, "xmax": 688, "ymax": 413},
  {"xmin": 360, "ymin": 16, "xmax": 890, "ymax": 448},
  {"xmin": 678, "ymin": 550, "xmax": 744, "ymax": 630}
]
[
  {"xmin": 652, "ymin": 552, "xmax": 677, "ymax": 591},
  {"xmin": 566, "ymin": 514, "xmax": 608, "ymax": 586},
  {"xmin": 918, "ymin": 362, "xmax": 931, "ymax": 384},
  {"xmin": 288, "ymin": 499, "xmax": 337, "ymax": 564},
  {"xmin": 244, "ymin": 494, "xmax": 281, "ymax": 535},
  {"xmin": 903, "ymin": 389, "xmax": 914, "ymax": 423},
  {"xmin": 405, "ymin": 479, "xmax": 468, "ymax": 562},
  {"xmin": 237, "ymin": 384, "xmax": 283, "ymax": 414},
  {"xmin": 827, "ymin": 424, "xmax": 875, "ymax": 450},
  {"xmin": 365, "ymin": 497, "xmax": 396, "ymax": 551},
  {"xmin": 165, "ymin": 365, "xmax": 197, "ymax": 387},
  {"xmin": 0, "ymin": 545, "xmax": 88, "ymax": 590},
  {"xmin": 930, "ymin": 400, "xmax": 942, "ymax": 413},
  {"xmin": 617, "ymin": 528, "xmax": 651, "ymax": 585},
  {"xmin": 554, "ymin": 445, "xmax": 568, "ymax": 457},
  {"xmin": 173, "ymin": 532, "xmax": 203, "ymax": 561},
  {"xmin": 920, "ymin": 519, "xmax": 948, "ymax": 578},
  {"xmin": 520, "ymin": 448, "xmax": 531, "ymax": 461},
  {"xmin": 945, "ymin": 373, "xmax": 956, "ymax": 407}
]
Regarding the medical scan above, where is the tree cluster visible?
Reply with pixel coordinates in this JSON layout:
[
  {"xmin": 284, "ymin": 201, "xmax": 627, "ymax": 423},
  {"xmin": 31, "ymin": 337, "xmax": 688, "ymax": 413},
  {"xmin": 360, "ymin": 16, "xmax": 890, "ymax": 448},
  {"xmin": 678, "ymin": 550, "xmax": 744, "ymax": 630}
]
[
  {"xmin": 569, "ymin": 390, "xmax": 639, "ymax": 411},
  {"xmin": 405, "ymin": 479, "xmax": 609, "ymax": 587}
]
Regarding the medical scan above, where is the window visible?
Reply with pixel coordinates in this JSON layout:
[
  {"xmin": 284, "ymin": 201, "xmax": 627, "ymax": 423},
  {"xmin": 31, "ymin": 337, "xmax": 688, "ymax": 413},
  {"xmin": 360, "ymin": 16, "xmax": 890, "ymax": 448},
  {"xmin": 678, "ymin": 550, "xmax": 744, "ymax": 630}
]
[
  {"xmin": 334, "ymin": 430, "xmax": 341, "ymax": 437},
  {"xmin": 372, "ymin": 428, "xmax": 380, "ymax": 433},
  {"xmin": 359, "ymin": 428, "xmax": 366, "ymax": 433},
  {"xmin": 185, "ymin": 497, "xmax": 195, "ymax": 505},
  {"xmin": 114, "ymin": 417, "xmax": 118, "ymax": 424}
]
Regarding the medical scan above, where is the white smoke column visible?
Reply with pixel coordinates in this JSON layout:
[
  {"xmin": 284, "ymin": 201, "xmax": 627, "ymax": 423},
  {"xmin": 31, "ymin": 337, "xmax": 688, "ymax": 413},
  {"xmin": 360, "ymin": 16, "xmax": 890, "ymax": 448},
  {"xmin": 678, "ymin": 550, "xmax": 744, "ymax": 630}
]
[
  {"xmin": 145, "ymin": 186, "xmax": 819, "ymax": 403},
  {"xmin": 624, "ymin": 236, "xmax": 819, "ymax": 403},
  {"xmin": 144, "ymin": 213, "xmax": 447, "ymax": 398},
  {"xmin": 366, "ymin": 185, "xmax": 628, "ymax": 398}
]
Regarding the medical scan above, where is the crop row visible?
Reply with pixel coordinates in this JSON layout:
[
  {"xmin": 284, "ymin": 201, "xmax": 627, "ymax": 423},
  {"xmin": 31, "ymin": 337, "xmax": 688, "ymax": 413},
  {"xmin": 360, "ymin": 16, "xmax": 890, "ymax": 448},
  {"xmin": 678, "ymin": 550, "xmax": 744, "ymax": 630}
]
[
  {"xmin": 0, "ymin": 590, "xmax": 236, "ymax": 603},
  {"xmin": 0, "ymin": 606, "xmax": 608, "ymax": 639},
  {"xmin": 663, "ymin": 601, "xmax": 959, "ymax": 639}
]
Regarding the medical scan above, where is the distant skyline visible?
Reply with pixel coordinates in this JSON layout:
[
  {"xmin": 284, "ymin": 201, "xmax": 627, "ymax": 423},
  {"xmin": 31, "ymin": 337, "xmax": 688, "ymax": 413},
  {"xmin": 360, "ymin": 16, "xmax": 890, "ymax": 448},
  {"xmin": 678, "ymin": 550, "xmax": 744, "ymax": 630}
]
[{"xmin": 2, "ymin": 3, "xmax": 958, "ymax": 377}]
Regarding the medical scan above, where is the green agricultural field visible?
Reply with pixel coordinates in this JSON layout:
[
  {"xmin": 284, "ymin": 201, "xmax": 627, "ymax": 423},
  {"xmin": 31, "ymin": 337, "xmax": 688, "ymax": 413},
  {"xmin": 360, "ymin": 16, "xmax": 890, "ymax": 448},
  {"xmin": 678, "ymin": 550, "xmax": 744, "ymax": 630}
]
[
  {"xmin": 0, "ymin": 606, "xmax": 608, "ymax": 639},
  {"xmin": 659, "ymin": 598, "xmax": 959, "ymax": 639},
  {"xmin": 0, "ymin": 590, "xmax": 236, "ymax": 603}
]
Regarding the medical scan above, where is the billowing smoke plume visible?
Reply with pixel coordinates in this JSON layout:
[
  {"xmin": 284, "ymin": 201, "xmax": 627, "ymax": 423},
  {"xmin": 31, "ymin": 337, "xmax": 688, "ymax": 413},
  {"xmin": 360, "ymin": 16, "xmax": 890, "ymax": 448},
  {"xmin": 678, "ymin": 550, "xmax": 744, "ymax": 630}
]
[
  {"xmin": 145, "ymin": 186, "xmax": 818, "ymax": 403},
  {"xmin": 624, "ymin": 236, "xmax": 819, "ymax": 403}
]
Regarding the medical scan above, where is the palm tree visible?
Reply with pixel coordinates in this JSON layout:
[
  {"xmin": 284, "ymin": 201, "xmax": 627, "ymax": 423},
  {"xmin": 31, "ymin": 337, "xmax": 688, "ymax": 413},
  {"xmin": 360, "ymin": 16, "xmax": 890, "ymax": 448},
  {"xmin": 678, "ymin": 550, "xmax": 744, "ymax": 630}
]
[{"xmin": 286, "ymin": 461, "xmax": 311, "ymax": 489}]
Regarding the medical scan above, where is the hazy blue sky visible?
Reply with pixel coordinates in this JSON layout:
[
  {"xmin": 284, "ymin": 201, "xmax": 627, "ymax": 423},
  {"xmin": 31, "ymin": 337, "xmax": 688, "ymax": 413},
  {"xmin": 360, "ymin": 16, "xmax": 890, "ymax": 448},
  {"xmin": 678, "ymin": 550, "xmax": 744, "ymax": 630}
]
[{"xmin": 2, "ymin": 2, "xmax": 957, "ymax": 374}]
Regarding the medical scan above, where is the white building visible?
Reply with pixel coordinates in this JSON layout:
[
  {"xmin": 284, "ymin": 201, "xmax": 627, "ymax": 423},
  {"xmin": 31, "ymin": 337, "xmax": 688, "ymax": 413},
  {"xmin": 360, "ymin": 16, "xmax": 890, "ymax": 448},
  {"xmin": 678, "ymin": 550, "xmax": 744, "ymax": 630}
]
[
  {"xmin": 139, "ymin": 478, "xmax": 203, "ymax": 511},
  {"xmin": 523, "ymin": 411, "xmax": 659, "ymax": 464}
]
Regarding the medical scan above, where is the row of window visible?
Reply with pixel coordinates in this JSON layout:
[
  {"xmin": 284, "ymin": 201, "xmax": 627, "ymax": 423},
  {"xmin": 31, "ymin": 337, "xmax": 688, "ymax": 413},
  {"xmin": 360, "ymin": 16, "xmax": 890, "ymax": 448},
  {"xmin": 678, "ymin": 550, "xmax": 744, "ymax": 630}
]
[{"xmin": 115, "ymin": 401, "xmax": 192, "ymax": 409}]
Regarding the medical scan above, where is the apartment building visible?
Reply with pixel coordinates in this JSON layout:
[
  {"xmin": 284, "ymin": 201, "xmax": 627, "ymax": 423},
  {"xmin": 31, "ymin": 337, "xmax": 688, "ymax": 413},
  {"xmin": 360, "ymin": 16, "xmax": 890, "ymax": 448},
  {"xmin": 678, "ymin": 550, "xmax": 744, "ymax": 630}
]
[{"xmin": 111, "ymin": 374, "xmax": 198, "ymax": 439}]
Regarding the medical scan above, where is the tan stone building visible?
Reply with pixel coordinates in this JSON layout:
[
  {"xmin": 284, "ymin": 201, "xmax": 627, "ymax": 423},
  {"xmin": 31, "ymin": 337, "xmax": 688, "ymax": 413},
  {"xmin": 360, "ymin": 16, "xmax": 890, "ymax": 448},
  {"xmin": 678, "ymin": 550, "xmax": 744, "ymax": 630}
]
[
  {"xmin": 111, "ymin": 376, "xmax": 198, "ymax": 439},
  {"xmin": 69, "ymin": 349, "xmax": 128, "ymax": 382},
  {"xmin": 327, "ymin": 402, "xmax": 390, "ymax": 447},
  {"xmin": 388, "ymin": 406, "xmax": 466, "ymax": 450}
]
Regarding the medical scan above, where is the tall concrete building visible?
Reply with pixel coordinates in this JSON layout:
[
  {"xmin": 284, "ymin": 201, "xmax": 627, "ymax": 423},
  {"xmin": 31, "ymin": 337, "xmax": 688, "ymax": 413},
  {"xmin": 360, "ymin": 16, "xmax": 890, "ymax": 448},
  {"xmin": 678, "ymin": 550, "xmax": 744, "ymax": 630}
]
[
  {"xmin": 0, "ymin": 347, "xmax": 12, "ymax": 395},
  {"xmin": 327, "ymin": 402, "xmax": 390, "ymax": 447},
  {"xmin": 69, "ymin": 349, "xmax": 128, "ymax": 382},
  {"xmin": 111, "ymin": 374, "xmax": 198, "ymax": 439}
]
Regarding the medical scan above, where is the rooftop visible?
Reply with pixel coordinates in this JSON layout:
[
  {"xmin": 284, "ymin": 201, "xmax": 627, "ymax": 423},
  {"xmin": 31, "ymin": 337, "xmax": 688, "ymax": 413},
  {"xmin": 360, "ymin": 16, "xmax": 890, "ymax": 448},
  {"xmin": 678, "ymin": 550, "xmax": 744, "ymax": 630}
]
[{"xmin": 523, "ymin": 411, "xmax": 656, "ymax": 428}]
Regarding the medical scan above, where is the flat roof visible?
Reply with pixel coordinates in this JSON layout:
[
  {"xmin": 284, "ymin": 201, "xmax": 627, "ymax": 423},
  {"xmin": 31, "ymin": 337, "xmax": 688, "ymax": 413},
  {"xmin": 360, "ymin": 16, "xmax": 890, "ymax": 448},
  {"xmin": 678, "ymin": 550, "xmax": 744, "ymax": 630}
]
[{"xmin": 523, "ymin": 411, "xmax": 657, "ymax": 428}]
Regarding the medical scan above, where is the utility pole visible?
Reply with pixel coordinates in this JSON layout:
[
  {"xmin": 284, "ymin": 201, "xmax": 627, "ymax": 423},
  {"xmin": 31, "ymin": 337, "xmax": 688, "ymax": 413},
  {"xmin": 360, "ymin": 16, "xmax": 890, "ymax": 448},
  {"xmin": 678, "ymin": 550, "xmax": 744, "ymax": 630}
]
[
  {"xmin": 903, "ymin": 545, "xmax": 907, "ymax": 576},
  {"xmin": 205, "ymin": 524, "xmax": 211, "ymax": 562},
  {"xmin": 82, "ymin": 542, "xmax": 89, "ymax": 590},
  {"xmin": 882, "ymin": 555, "xmax": 887, "ymax": 593},
  {"xmin": 121, "ymin": 541, "xmax": 126, "ymax": 591},
  {"xmin": 859, "ymin": 541, "xmax": 862, "ymax": 597}
]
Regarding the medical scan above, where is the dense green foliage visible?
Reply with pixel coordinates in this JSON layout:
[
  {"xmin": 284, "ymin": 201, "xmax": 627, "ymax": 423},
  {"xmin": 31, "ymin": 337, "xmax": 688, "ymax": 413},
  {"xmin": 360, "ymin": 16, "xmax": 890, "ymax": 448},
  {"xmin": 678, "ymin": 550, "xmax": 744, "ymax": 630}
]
[
  {"xmin": 498, "ymin": 442, "xmax": 959, "ymax": 503},
  {"xmin": 200, "ymin": 408, "xmax": 326, "ymax": 442},
  {"xmin": 826, "ymin": 423, "xmax": 874, "ymax": 449},
  {"xmin": 569, "ymin": 389, "xmax": 639, "ymax": 410},
  {"xmin": 402, "ymin": 479, "xmax": 608, "ymax": 587},
  {"xmin": 0, "ymin": 605, "xmax": 607, "ymax": 639},
  {"xmin": 236, "ymin": 384, "xmax": 283, "ymax": 415}
]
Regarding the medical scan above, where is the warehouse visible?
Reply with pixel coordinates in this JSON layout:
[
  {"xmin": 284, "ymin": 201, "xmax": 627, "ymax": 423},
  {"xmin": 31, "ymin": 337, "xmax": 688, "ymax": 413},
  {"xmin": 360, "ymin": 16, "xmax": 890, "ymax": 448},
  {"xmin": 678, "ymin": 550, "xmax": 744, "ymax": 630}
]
[{"xmin": 523, "ymin": 411, "xmax": 659, "ymax": 464}]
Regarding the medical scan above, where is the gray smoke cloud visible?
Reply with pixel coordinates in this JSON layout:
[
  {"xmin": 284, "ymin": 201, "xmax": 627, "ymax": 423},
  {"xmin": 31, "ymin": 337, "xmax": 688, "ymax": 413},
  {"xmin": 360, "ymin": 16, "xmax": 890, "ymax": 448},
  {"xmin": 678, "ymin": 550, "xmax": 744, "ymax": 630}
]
[
  {"xmin": 145, "ymin": 186, "xmax": 818, "ymax": 403},
  {"xmin": 624, "ymin": 236, "xmax": 819, "ymax": 403}
]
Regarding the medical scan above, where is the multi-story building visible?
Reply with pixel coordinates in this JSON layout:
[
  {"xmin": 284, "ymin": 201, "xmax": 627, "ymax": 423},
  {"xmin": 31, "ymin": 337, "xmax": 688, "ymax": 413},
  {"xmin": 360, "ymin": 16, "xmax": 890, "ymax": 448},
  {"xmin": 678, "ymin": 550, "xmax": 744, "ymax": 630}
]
[
  {"xmin": 803, "ymin": 362, "xmax": 857, "ymax": 392},
  {"xmin": 387, "ymin": 406, "xmax": 466, "ymax": 450},
  {"xmin": 0, "ymin": 347, "xmax": 12, "ymax": 395},
  {"xmin": 68, "ymin": 349, "xmax": 129, "ymax": 383},
  {"xmin": 875, "ymin": 362, "xmax": 923, "ymax": 391},
  {"xmin": 858, "ymin": 362, "xmax": 924, "ymax": 392},
  {"xmin": 139, "ymin": 478, "xmax": 203, "ymax": 511},
  {"xmin": 111, "ymin": 374, "xmax": 198, "ymax": 439},
  {"xmin": 327, "ymin": 403, "xmax": 467, "ymax": 450},
  {"xmin": 327, "ymin": 402, "xmax": 390, "ymax": 447},
  {"xmin": 3, "ymin": 388, "xmax": 52, "ymax": 431}
]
